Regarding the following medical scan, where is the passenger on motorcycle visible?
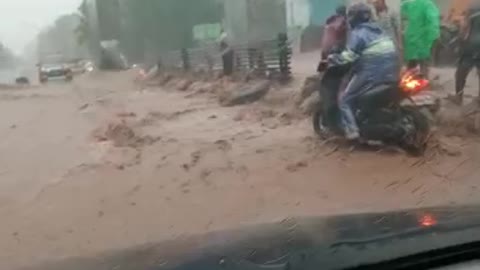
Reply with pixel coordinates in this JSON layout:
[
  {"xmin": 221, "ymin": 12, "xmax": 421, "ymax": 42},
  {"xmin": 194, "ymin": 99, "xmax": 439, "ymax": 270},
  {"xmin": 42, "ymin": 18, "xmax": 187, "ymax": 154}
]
[
  {"xmin": 319, "ymin": 5, "xmax": 347, "ymax": 66},
  {"xmin": 328, "ymin": 3, "xmax": 400, "ymax": 140}
]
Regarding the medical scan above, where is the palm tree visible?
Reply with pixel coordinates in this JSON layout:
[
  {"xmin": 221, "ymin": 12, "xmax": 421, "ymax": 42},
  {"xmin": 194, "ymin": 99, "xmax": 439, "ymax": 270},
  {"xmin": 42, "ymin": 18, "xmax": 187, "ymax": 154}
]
[
  {"xmin": 75, "ymin": 0, "xmax": 89, "ymax": 46},
  {"xmin": 75, "ymin": 16, "xmax": 89, "ymax": 45}
]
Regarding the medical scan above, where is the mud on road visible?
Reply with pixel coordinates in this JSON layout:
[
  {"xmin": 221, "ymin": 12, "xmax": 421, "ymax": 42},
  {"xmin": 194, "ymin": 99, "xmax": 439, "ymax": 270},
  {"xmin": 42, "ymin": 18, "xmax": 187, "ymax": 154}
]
[{"xmin": 1, "ymin": 71, "xmax": 480, "ymax": 269}]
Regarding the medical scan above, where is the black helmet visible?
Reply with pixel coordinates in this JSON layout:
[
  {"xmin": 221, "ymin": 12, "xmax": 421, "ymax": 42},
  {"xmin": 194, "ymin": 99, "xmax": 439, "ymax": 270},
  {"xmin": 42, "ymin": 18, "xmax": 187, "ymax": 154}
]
[
  {"xmin": 348, "ymin": 3, "xmax": 373, "ymax": 27},
  {"xmin": 336, "ymin": 5, "xmax": 347, "ymax": 16}
]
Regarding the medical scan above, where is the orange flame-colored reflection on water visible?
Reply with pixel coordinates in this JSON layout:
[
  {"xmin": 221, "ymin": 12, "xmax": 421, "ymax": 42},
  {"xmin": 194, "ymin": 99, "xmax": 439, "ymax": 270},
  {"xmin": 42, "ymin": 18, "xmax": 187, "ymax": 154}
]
[{"xmin": 419, "ymin": 214, "xmax": 437, "ymax": 227}]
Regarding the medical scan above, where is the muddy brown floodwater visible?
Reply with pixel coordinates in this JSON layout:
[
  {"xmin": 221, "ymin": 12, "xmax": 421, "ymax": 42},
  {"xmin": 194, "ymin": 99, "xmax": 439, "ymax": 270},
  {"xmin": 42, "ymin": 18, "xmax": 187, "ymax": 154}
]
[{"xmin": 0, "ymin": 70, "xmax": 480, "ymax": 269}]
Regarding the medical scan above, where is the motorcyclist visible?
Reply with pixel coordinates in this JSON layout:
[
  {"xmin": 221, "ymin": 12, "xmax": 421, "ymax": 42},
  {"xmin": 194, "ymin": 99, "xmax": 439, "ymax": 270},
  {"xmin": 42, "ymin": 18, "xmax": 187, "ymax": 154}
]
[{"xmin": 328, "ymin": 3, "xmax": 400, "ymax": 140}]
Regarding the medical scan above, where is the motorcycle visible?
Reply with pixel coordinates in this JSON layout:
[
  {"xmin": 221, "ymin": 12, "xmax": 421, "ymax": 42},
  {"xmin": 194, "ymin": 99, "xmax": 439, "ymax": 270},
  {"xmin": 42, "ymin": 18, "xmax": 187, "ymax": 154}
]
[{"xmin": 313, "ymin": 64, "xmax": 433, "ymax": 155}]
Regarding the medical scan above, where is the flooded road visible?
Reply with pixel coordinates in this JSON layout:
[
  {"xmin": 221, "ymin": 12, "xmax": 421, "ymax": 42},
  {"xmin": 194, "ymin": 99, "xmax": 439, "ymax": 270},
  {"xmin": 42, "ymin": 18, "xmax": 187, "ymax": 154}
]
[{"xmin": 1, "ymin": 70, "xmax": 480, "ymax": 269}]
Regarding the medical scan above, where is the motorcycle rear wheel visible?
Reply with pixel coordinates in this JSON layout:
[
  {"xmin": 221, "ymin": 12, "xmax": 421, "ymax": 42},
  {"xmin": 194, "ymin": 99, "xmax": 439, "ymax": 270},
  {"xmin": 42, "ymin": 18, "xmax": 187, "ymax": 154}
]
[
  {"xmin": 313, "ymin": 107, "xmax": 344, "ymax": 139},
  {"xmin": 400, "ymin": 108, "xmax": 431, "ymax": 156},
  {"xmin": 313, "ymin": 109, "xmax": 330, "ymax": 139}
]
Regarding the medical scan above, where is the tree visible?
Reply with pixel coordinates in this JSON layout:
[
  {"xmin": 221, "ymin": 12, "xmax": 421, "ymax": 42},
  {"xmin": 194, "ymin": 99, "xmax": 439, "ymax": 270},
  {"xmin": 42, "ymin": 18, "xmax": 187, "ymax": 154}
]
[
  {"xmin": 0, "ymin": 43, "xmax": 18, "ymax": 69},
  {"xmin": 36, "ymin": 13, "xmax": 89, "ymax": 60},
  {"xmin": 75, "ymin": 14, "xmax": 89, "ymax": 46}
]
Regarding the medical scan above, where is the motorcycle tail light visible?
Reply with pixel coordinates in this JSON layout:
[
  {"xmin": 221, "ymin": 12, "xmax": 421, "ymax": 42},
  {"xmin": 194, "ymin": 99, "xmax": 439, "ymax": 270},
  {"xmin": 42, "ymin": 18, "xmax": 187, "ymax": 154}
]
[{"xmin": 400, "ymin": 71, "xmax": 430, "ymax": 93}]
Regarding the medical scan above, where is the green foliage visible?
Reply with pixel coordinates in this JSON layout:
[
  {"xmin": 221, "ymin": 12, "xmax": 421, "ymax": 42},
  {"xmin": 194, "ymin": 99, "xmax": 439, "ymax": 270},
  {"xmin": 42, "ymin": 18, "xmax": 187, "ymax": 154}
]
[
  {"xmin": 120, "ymin": 0, "xmax": 223, "ymax": 51},
  {"xmin": 74, "ymin": 16, "xmax": 88, "ymax": 45},
  {"xmin": 0, "ymin": 43, "xmax": 17, "ymax": 69},
  {"xmin": 75, "ymin": 0, "xmax": 223, "ymax": 62},
  {"xmin": 75, "ymin": 0, "xmax": 89, "ymax": 45},
  {"xmin": 37, "ymin": 13, "xmax": 89, "ymax": 59}
]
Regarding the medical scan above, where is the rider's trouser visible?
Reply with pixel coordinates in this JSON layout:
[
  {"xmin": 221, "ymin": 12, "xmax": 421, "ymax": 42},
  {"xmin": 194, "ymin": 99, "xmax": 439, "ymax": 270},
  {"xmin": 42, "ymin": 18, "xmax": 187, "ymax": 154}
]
[
  {"xmin": 338, "ymin": 73, "xmax": 373, "ymax": 136},
  {"xmin": 338, "ymin": 53, "xmax": 399, "ymax": 137}
]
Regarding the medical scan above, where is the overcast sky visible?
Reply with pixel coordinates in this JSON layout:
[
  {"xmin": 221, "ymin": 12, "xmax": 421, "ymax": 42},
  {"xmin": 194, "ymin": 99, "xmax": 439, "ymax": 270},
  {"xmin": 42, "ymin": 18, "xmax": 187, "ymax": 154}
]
[{"xmin": 0, "ymin": 0, "xmax": 81, "ymax": 52}]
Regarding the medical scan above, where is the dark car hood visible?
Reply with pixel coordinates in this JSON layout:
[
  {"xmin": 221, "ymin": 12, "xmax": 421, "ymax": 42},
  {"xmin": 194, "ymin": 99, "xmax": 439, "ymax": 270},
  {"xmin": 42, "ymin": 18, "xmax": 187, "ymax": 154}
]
[{"xmin": 22, "ymin": 205, "xmax": 480, "ymax": 270}]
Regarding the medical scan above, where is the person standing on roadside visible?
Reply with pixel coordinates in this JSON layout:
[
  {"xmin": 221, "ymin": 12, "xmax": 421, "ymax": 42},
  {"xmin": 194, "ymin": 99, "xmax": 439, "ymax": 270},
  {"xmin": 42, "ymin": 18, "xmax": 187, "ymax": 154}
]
[
  {"xmin": 369, "ymin": 0, "xmax": 402, "ymax": 52},
  {"xmin": 218, "ymin": 28, "xmax": 234, "ymax": 76},
  {"xmin": 454, "ymin": 3, "xmax": 480, "ymax": 104},
  {"xmin": 401, "ymin": 0, "xmax": 440, "ymax": 78}
]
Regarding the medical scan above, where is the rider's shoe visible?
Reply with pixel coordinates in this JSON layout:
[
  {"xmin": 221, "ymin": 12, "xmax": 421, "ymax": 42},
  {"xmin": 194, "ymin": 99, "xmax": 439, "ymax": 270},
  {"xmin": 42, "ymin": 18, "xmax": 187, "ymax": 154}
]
[{"xmin": 345, "ymin": 130, "xmax": 360, "ymax": 141}]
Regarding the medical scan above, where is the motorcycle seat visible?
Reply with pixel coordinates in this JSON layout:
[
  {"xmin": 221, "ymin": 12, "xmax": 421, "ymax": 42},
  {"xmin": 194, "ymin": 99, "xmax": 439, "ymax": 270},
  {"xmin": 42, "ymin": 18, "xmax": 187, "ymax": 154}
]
[{"xmin": 356, "ymin": 84, "xmax": 395, "ymax": 112}]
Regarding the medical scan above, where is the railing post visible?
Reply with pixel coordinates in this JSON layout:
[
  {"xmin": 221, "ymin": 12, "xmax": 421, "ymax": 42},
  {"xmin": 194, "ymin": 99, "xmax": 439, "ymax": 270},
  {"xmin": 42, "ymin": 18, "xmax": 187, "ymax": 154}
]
[
  {"xmin": 277, "ymin": 33, "xmax": 291, "ymax": 81},
  {"xmin": 204, "ymin": 50, "xmax": 213, "ymax": 72},
  {"xmin": 248, "ymin": 48, "xmax": 256, "ymax": 70},
  {"xmin": 181, "ymin": 48, "xmax": 190, "ymax": 71},
  {"xmin": 258, "ymin": 51, "xmax": 266, "ymax": 76},
  {"xmin": 221, "ymin": 44, "xmax": 235, "ymax": 76},
  {"xmin": 234, "ymin": 48, "xmax": 241, "ymax": 73},
  {"xmin": 157, "ymin": 58, "xmax": 163, "ymax": 70}
]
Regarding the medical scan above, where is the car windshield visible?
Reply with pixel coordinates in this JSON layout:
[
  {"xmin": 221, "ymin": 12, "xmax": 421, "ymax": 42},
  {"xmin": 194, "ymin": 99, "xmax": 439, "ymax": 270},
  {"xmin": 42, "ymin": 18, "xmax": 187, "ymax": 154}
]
[
  {"xmin": 0, "ymin": 0, "xmax": 479, "ymax": 269},
  {"xmin": 41, "ymin": 63, "xmax": 63, "ymax": 68},
  {"xmin": 41, "ymin": 54, "xmax": 65, "ymax": 66}
]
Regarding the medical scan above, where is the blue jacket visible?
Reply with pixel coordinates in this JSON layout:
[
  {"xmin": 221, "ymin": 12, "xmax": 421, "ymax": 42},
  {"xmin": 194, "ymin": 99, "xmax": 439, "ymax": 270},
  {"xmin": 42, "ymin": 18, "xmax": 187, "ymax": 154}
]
[{"xmin": 330, "ymin": 22, "xmax": 400, "ymax": 85}]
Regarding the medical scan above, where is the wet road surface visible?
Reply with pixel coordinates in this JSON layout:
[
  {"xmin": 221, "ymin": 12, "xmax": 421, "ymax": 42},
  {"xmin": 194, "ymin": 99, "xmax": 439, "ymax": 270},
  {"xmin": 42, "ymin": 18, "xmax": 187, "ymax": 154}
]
[{"xmin": 0, "ymin": 69, "xmax": 479, "ymax": 269}]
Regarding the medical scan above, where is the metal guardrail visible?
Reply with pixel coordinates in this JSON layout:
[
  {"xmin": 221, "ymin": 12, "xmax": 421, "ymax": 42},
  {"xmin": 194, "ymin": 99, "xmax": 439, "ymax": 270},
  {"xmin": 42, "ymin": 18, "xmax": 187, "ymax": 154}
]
[{"xmin": 158, "ymin": 33, "xmax": 292, "ymax": 80}]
